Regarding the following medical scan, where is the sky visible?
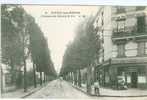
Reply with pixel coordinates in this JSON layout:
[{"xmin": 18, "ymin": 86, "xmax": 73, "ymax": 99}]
[{"xmin": 23, "ymin": 5, "xmax": 99, "ymax": 73}]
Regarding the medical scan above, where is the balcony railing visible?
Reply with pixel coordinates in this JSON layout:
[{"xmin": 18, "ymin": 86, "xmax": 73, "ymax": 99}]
[
  {"xmin": 116, "ymin": 8, "xmax": 126, "ymax": 14},
  {"xmin": 115, "ymin": 7, "xmax": 146, "ymax": 14},
  {"xmin": 112, "ymin": 25, "xmax": 147, "ymax": 39},
  {"xmin": 136, "ymin": 6, "xmax": 146, "ymax": 11},
  {"xmin": 111, "ymin": 56, "xmax": 147, "ymax": 65}
]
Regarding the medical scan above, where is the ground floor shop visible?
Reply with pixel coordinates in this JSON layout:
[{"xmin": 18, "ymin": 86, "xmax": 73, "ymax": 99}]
[{"xmin": 96, "ymin": 60, "xmax": 147, "ymax": 89}]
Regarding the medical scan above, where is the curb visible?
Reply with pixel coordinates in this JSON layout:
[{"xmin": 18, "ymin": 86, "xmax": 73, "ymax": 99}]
[
  {"xmin": 71, "ymin": 84, "xmax": 147, "ymax": 98},
  {"xmin": 21, "ymin": 87, "xmax": 42, "ymax": 98},
  {"xmin": 21, "ymin": 83, "xmax": 48, "ymax": 98},
  {"xmin": 72, "ymin": 84, "xmax": 91, "ymax": 96}
]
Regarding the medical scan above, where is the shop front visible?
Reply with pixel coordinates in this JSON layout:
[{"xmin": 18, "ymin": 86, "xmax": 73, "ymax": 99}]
[{"xmin": 96, "ymin": 57, "xmax": 147, "ymax": 89}]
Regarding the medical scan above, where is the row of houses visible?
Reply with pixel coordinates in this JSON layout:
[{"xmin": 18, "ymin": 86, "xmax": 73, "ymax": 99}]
[{"xmin": 93, "ymin": 6, "xmax": 147, "ymax": 89}]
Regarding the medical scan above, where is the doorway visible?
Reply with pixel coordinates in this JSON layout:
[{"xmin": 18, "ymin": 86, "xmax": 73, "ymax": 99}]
[{"xmin": 131, "ymin": 72, "xmax": 138, "ymax": 88}]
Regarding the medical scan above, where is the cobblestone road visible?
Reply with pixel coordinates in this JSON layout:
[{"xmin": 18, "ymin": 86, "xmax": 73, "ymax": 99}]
[{"xmin": 26, "ymin": 79, "xmax": 147, "ymax": 100}]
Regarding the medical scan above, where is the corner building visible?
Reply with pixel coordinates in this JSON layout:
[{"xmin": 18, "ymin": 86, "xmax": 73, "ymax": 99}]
[{"xmin": 94, "ymin": 6, "xmax": 147, "ymax": 89}]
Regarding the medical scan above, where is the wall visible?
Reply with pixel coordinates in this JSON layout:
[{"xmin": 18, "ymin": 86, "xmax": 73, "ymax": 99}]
[
  {"xmin": 103, "ymin": 6, "xmax": 113, "ymax": 61},
  {"xmin": 112, "ymin": 45, "xmax": 117, "ymax": 58},
  {"xmin": 111, "ymin": 6, "xmax": 147, "ymax": 58},
  {"xmin": 125, "ymin": 41, "xmax": 138, "ymax": 57},
  {"xmin": 146, "ymin": 42, "xmax": 147, "ymax": 54},
  {"xmin": 112, "ymin": 41, "xmax": 147, "ymax": 58}
]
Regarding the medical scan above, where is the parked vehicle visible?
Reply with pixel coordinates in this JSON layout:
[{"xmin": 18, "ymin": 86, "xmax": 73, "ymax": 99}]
[{"xmin": 117, "ymin": 77, "xmax": 128, "ymax": 90}]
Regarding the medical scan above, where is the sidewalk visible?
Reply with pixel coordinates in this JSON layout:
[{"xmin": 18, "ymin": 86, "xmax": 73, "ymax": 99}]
[
  {"xmin": 1, "ymin": 84, "xmax": 46, "ymax": 98},
  {"xmin": 71, "ymin": 83, "xmax": 147, "ymax": 97}
]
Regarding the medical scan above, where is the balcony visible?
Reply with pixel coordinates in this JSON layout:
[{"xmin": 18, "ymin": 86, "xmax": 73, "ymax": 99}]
[
  {"xmin": 115, "ymin": 6, "xmax": 146, "ymax": 14},
  {"xmin": 136, "ymin": 6, "xmax": 146, "ymax": 11},
  {"xmin": 111, "ymin": 56, "xmax": 147, "ymax": 65},
  {"xmin": 112, "ymin": 25, "xmax": 147, "ymax": 41},
  {"xmin": 116, "ymin": 7, "xmax": 126, "ymax": 14}
]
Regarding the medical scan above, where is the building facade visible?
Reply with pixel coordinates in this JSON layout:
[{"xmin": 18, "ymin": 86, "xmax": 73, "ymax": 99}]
[{"xmin": 94, "ymin": 6, "xmax": 147, "ymax": 89}]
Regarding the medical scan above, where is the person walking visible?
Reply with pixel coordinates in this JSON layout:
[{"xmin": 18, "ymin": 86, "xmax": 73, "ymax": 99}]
[{"xmin": 94, "ymin": 80, "xmax": 100, "ymax": 96}]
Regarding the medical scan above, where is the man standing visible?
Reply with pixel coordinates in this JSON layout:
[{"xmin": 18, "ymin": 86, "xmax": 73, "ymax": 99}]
[{"xmin": 94, "ymin": 80, "xmax": 100, "ymax": 96}]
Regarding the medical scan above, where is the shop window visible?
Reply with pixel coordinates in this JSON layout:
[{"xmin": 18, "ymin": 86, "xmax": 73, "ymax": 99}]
[
  {"xmin": 117, "ymin": 68, "xmax": 125, "ymax": 76},
  {"xmin": 137, "ymin": 16, "xmax": 145, "ymax": 33},
  {"xmin": 137, "ymin": 42, "xmax": 145, "ymax": 56},
  {"xmin": 117, "ymin": 44, "xmax": 125, "ymax": 57}
]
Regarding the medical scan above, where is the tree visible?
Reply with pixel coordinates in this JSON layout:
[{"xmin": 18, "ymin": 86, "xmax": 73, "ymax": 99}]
[
  {"xmin": 1, "ymin": 5, "xmax": 26, "ymax": 86},
  {"xmin": 28, "ymin": 16, "xmax": 57, "ymax": 86},
  {"xmin": 60, "ymin": 16, "xmax": 100, "ymax": 93},
  {"xmin": 2, "ymin": 4, "xmax": 57, "ymax": 91}
]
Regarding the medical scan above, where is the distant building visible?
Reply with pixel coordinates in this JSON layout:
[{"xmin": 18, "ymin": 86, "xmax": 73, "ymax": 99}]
[{"xmin": 94, "ymin": 6, "xmax": 147, "ymax": 89}]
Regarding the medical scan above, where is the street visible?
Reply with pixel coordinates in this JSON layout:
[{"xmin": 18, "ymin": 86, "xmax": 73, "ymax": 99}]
[
  {"xmin": 26, "ymin": 79, "xmax": 91, "ymax": 98},
  {"xmin": 26, "ymin": 79, "xmax": 147, "ymax": 100}
]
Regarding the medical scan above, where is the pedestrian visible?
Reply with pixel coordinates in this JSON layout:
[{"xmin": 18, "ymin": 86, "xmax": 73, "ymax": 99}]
[
  {"xmin": 94, "ymin": 80, "xmax": 100, "ymax": 96},
  {"xmin": 59, "ymin": 76, "xmax": 63, "ymax": 81}
]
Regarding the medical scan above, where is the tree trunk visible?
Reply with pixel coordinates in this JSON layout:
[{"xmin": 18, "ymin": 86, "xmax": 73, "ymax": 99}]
[
  {"xmin": 16, "ymin": 68, "xmax": 23, "ymax": 88},
  {"xmin": 1, "ymin": 67, "xmax": 4, "ymax": 93},
  {"xmin": 70, "ymin": 72, "xmax": 73, "ymax": 83},
  {"xmin": 72, "ymin": 72, "xmax": 74, "ymax": 84},
  {"xmin": 40, "ymin": 71, "xmax": 42, "ymax": 86},
  {"xmin": 78, "ymin": 69, "xmax": 81, "ymax": 87},
  {"xmin": 44, "ymin": 72, "xmax": 46, "ymax": 83},
  {"xmin": 23, "ymin": 58, "xmax": 27, "ymax": 92},
  {"xmin": 87, "ymin": 66, "xmax": 92, "ymax": 95},
  {"xmin": 45, "ymin": 75, "xmax": 48, "ymax": 82},
  {"xmin": 10, "ymin": 58, "xmax": 15, "ymax": 85},
  {"xmin": 33, "ymin": 63, "xmax": 37, "ymax": 88},
  {"xmin": 146, "ymin": 67, "xmax": 147, "ymax": 88},
  {"xmin": 23, "ymin": 27, "xmax": 27, "ymax": 92},
  {"xmin": 74, "ymin": 71, "xmax": 77, "ymax": 85}
]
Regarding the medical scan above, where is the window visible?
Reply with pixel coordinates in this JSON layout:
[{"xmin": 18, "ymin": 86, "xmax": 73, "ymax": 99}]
[
  {"xmin": 137, "ymin": 16, "xmax": 145, "ymax": 33},
  {"xmin": 117, "ymin": 44, "xmax": 125, "ymax": 57},
  {"xmin": 116, "ymin": 7, "xmax": 126, "ymax": 14},
  {"xmin": 101, "ymin": 12, "xmax": 104, "ymax": 16},
  {"xmin": 137, "ymin": 42, "xmax": 145, "ymax": 56},
  {"xmin": 117, "ymin": 20, "xmax": 125, "ymax": 32},
  {"xmin": 101, "ymin": 19, "xmax": 104, "ymax": 26}
]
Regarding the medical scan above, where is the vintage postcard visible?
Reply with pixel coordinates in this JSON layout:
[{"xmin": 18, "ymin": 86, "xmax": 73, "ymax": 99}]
[{"xmin": 1, "ymin": 4, "xmax": 147, "ymax": 100}]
